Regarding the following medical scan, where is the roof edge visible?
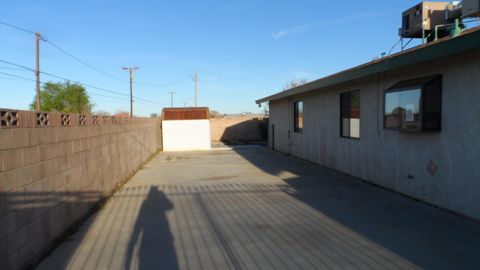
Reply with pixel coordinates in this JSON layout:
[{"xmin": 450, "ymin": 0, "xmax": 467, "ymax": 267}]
[{"xmin": 256, "ymin": 27, "xmax": 480, "ymax": 104}]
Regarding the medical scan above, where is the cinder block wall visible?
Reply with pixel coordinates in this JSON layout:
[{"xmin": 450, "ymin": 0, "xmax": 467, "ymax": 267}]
[
  {"xmin": 0, "ymin": 109, "xmax": 161, "ymax": 270},
  {"xmin": 210, "ymin": 117, "xmax": 268, "ymax": 143}
]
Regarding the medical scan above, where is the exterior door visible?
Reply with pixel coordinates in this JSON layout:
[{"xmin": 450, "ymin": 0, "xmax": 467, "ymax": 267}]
[{"xmin": 287, "ymin": 98, "xmax": 293, "ymax": 154}]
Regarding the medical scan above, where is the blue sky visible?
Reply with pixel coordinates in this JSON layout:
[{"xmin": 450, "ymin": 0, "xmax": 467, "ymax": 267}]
[{"xmin": 0, "ymin": 0, "xmax": 425, "ymax": 116}]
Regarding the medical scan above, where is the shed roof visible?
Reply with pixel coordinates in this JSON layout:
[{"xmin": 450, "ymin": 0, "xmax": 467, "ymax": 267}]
[
  {"xmin": 162, "ymin": 107, "xmax": 209, "ymax": 120},
  {"xmin": 256, "ymin": 27, "xmax": 480, "ymax": 104}
]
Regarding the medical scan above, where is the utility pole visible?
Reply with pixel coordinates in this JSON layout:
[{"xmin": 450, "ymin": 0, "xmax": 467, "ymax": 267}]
[
  {"xmin": 35, "ymin": 32, "xmax": 41, "ymax": 111},
  {"xmin": 168, "ymin": 92, "xmax": 175, "ymax": 108},
  {"xmin": 122, "ymin": 66, "xmax": 140, "ymax": 117},
  {"xmin": 183, "ymin": 102, "xmax": 187, "ymax": 107},
  {"xmin": 193, "ymin": 72, "xmax": 199, "ymax": 107}
]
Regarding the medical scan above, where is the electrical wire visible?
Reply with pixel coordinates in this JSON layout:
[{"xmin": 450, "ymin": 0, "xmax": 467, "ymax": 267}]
[
  {"xmin": 44, "ymin": 39, "xmax": 130, "ymax": 83},
  {"xmin": 0, "ymin": 59, "xmax": 35, "ymax": 72},
  {"xmin": 0, "ymin": 65, "xmax": 31, "ymax": 72},
  {"xmin": 46, "ymin": 38, "xmax": 191, "ymax": 88},
  {"xmin": 0, "ymin": 75, "xmax": 26, "ymax": 81},
  {"xmin": 0, "ymin": 20, "xmax": 36, "ymax": 35},
  {"xmin": 388, "ymin": 38, "xmax": 402, "ymax": 56},
  {"xmin": 0, "ymin": 70, "xmax": 164, "ymax": 107},
  {"xmin": 1, "ymin": 20, "xmax": 191, "ymax": 89},
  {"xmin": 0, "ymin": 21, "xmax": 188, "ymax": 105},
  {"xmin": 0, "ymin": 71, "xmax": 36, "ymax": 82},
  {"xmin": 0, "ymin": 59, "xmax": 163, "ymax": 105}
]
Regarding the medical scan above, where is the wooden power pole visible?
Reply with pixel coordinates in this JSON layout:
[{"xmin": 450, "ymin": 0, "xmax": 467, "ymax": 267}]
[
  {"xmin": 168, "ymin": 92, "xmax": 175, "ymax": 108},
  {"xmin": 193, "ymin": 72, "xmax": 199, "ymax": 107},
  {"xmin": 35, "ymin": 32, "xmax": 41, "ymax": 111},
  {"xmin": 122, "ymin": 66, "xmax": 139, "ymax": 117}
]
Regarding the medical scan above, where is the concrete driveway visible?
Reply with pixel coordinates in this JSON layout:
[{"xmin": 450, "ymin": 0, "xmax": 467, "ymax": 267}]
[{"xmin": 36, "ymin": 146, "xmax": 480, "ymax": 270}]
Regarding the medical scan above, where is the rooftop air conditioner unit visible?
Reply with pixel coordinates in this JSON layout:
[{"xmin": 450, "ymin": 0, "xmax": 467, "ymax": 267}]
[
  {"xmin": 446, "ymin": 1, "xmax": 462, "ymax": 21},
  {"xmin": 399, "ymin": 2, "xmax": 449, "ymax": 38},
  {"xmin": 462, "ymin": 0, "xmax": 480, "ymax": 17}
]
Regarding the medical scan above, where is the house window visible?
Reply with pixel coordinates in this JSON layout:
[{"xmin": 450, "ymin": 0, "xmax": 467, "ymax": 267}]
[
  {"xmin": 340, "ymin": 90, "xmax": 360, "ymax": 139},
  {"xmin": 384, "ymin": 75, "xmax": 442, "ymax": 131},
  {"xmin": 294, "ymin": 101, "xmax": 303, "ymax": 133},
  {"xmin": 385, "ymin": 88, "xmax": 421, "ymax": 130}
]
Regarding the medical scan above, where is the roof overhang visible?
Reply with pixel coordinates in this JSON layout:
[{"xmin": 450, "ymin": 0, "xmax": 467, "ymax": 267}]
[{"xmin": 256, "ymin": 27, "xmax": 480, "ymax": 104}]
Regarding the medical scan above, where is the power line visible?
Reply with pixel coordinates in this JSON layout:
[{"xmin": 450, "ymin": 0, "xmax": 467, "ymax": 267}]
[
  {"xmin": 0, "ymin": 20, "xmax": 192, "ymax": 89},
  {"xmin": 0, "ymin": 71, "xmax": 36, "ymax": 82},
  {"xmin": 0, "ymin": 65, "xmax": 31, "ymax": 72},
  {"xmin": 46, "ymin": 38, "xmax": 191, "ymax": 87},
  {"xmin": 0, "ymin": 59, "xmax": 163, "ymax": 105},
  {"xmin": 0, "ymin": 20, "xmax": 130, "ymax": 83},
  {"xmin": 0, "ymin": 21, "xmax": 181, "ymax": 107},
  {"xmin": 0, "ymin": 20, "xmax": 36, "ymax": 35},
  {"xmin": 44, "ymin": 38, "xmax": 190, "ymax": 88},
  {"xmin": 0, "ymin": 75, "xmax": 27, "ymax": 81},
  {"xmin": 0, "ymin": 59, "xmax": 35, "ymax": 73},
  {"xmin": 44, "ymin": 39, "xmax": 129, "ymax": 83},
  {"xmin": 0, "ymin": 70, "xmax": 164, "ymax": 107}
]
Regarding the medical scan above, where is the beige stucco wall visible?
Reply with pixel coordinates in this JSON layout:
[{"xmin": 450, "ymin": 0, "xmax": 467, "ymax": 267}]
[
  {"xmin": 210, "ymin": 117, "xmax": 268, "ymax": 143},
  {"xmin": 268, "ymin": 48, "xmax": 480, "ymax": 220},
  {"xmin": 0, "ymin": 112, "xmax": 161, "ymax": 270}
]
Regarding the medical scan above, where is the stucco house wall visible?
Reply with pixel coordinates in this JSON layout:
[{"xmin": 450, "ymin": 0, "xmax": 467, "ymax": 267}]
[{"xmin": 268, "ymin": 48, "xmax": 480, "ymax": 220}]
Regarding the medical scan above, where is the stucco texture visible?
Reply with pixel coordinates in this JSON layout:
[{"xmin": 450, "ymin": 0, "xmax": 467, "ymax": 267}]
[{"xmin": 268, "ymin": 48, "xmax": 480, "ymax": 220}]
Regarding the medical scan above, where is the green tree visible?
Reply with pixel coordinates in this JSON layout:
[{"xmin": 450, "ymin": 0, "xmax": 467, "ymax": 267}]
[{"xmin": 31, "ymin": 81, "xmax": 93, "ymax": 113}]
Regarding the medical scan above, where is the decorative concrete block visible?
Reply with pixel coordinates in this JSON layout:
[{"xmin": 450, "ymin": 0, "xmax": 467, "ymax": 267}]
[{"xmin": 0, "ymin": 109, "xmax": 20, "ymax": 129}]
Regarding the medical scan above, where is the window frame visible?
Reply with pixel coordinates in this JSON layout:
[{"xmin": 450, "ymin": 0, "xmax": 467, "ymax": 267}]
[
  {"xmin": 339, "ymin": 90, "xmax": 361, "ymax": 139},
  {"xmin": 383, "ymin": 75, "xmax": 442, "ymax": 132},
  {"xmin": 384, "ymin": 87, "xmax": 423, "ymax": 132},
  {"xmin": 293, "ymin": 100, "xmax": 304, "ymax": 133}
]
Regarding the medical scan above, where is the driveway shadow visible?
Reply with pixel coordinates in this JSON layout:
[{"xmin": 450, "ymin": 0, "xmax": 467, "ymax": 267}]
[
  {"xmin": 231, "ymin": 145, "xmax": 480, "ymax": 270},
  {"xmin": 124, "ymin": 187, "xmax": 177, "ymax": 270}
]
